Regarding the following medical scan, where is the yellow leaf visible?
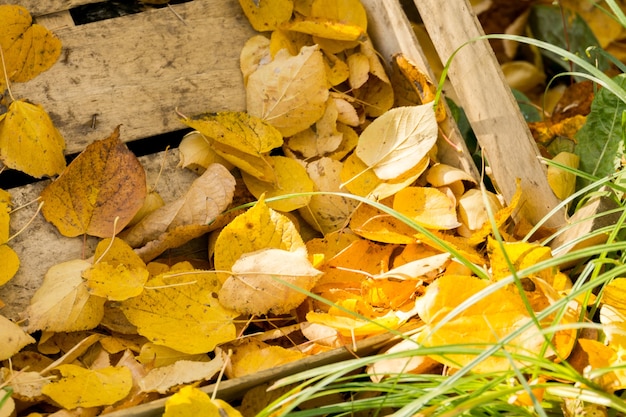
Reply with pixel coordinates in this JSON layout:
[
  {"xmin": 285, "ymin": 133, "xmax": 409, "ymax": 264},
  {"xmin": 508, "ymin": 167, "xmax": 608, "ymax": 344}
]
[
  {"xmin": 393, "ymin": 187, "xmax": 461, "ymax": 230},
  {"xmin": 242, "ymin": 156, "xmax": 314, "ymax": 212},
  {"xmin": 281, "ymin": 16, "xmax": 365, "ymax": 41},
  {"xmin": 392, "ymin": 54, "xmax": 446, "ymax": 122},
  {"xmin": 240, "ymin": 35, "xmax": 271, "ymax": 85},
  {"xmin": 83, "ymin": 238, "xmax": 149, "ymax": 301},
  {"xmin": 0, "ymin": 5, "xmax": 62, "ymax": 90},
  {"xmin": 284, "ymin": 99, "xmax": 343, "ymax": 158},
  {"xmin": 270, "ymin": 29, "xmax": 311, "ymax": 57},
  {"xmin": 323, "ymin": 53, "xmax": 350, "ymax": 86},
  {"xmin": 349, "ymin": 197, "xmax": 420, "ymax": 244},
  {"xmin": 347, "ymin": 52, "xmax": 370, "ymax": 89},
  {"xmin": 219, "ymin": 247, "xmax": 321, "ymax": 315},
  {"xmin": 180, "ymin": 112, "xmax": 282, "ymax": 182},
  {"xmin": 457, "ymin": 189, "xmax": 503, "ymax": 232},
  {"xmin": 0, "ymin": 314, "xmax": 35, "ymax": 360},
  {"xmin": 0, "ymin": 245, "xmax": 19, "ymax": 287},
  {"xmin": 353, "ymin": 105, "xmax": 437, "ymax": 181},
  {"xmin": 0, "ymin": 100, "xmax": 66, "ymax": 178},
  {"xmin": 281, "ymin": 0, "xmax": 366, "ymax": 41},
  {"xmin": 547, "ymin": 151, "xmax": 579, "ymax": 200},
  {"xmin": 42, "ymin": 364, "xmax": 132, "ymax": 409},
  {"xmin": 602, "ymin": 278, "xmax": 626, "ymax": 314},
  {"xmin": 416, "ymin": 275, "xmax": 553, "ymax": 372},
  {"xmin": 298, "ymin": 157, "xmax": 359, "ymax": 233},
  {"xmin": 164, "ymin": 386, "xmax": 243, "ymax": 417},
  {"xmin": 214, "ymin": 196, "xmax": 305, "ymax": 283},
  {"xmin": 238, "ymin": 0, "xmax": 293, "ymax": 32},
  {"xmin": 307, "ymin": 310, "xmax": 402, "ymax": 338},
  {"xmin": 40, "ymin": 127, "xmax": 146, "ymax": 237},
  {"xmin": 367, "ymin": 337, "xmax": 440, "ymax": 382},
  {"xmin": 341, "ymin": 152, "xmax": 430, "ymax": 199},
  {"xmin": 124, "ymin": 163, "xmax": 235, "ymax": 248},
  {"xmin": 177, "ymin": 130, "xmax": 234, "ymax": 174},
  {"xmin": 137, "ymin": 343, "xmax": 210, "ymax": 367},
  {"xmin": 26, "ymin": 259, "xmax": 105, "ymax": 333},
  {"xmin": 356, "ymin": 74, "xmax": 395, "ymax": 118},
  {"xmin": 247, "ymin": 45, "xmax": 329, "ymax": 137},
  {"xmin": 221, "ymin": 339, "xmax": 306, "ymax": 379},
  {"xmin": 487, "ymin": 238, "xmax": 554, "ymax": 282},
  {"xmin": 119, "ymin": 264, "xmax": 238, "ymax": 354},
  {"xmin": 139, "ymin": 357, "xmax": 224, "ymax": 394}
]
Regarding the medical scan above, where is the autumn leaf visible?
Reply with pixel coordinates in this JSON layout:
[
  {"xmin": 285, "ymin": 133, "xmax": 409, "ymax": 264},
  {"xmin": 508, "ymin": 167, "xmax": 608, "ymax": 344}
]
[
  {"xmin": 350, "ymin": 104, "xmax": 438, "ymax": 182},
  {"xmin": 137, "ymin": 343, "xmax": 211, "ymax": 368},
  {"xmin": 247, "ymin": 45, "xmax": 329, "ymax": 137},
  {"xmin": 0, "ymin": 314, "xmax": 35, "ymax": 360},
  {"xmin": 393, "ymin": 187, "xmax": 461, "ymax": 230},
  {"xmin": 280, "ymin": 0, "xmax": 367, "ymax": 41},
  {"xmin": 139, "ymin": 357, "xmax": 224, "ymax": 394},
  {"xmin": 40, "ymin": 127, "xmax": 146, "ymax": 238},
  {"xmin": 298, "ymin": 157, "xmax": 359, "ymax": 234},
  {"xmin": 219, "ymin": 338, "xmax": 306, "ymax": 379},
  {"xmin": 42, "ymin": 364, "xmax": 132, "ymax": 409},
  {"xmin": 82, "ymin": 238, "xmax": 149, "ymax": 301},
  {"xmin": 180, "ymin": 111, "xmax": 282, "ymax": 182},
  {"xmin": 547, "ymin": 151, "xmax": 579, "ymax": 200},
  {"xmin": 242, "ymin": 155, "xmax": 314, "ymax": 212},
  {"xmin": 163, "ymin": 385, "xmax": 243, "ymax": 417},
  {"xmin": 177, "ymin": 130, "xmax": 234, "ymax": 174},
  {"xmin": 219, "ymin": 247, "xmax": 321, "ymax": 315},
  {"xmin": 124, "ymin": 163, "xmax": 236, "ymax": 249},
  {"xmin": 0, "ymin": 189, "xmax": 19, "ymax": 286},
  {"xmin": 118, "ymin": 262, "xmax": 238, "ymax": 354},
  {"xmin": 26, "ymin": 259, "xmax": 105, "ymax": 333},
  {"xmin": 0, "ymin": 5, "xmax": 62, "ymax": 90},
  {"xmin": 238, "ymin": 0, "xmax": 293, "ymax": 32},
  {"xmin": 214, "ymin": 196, "xmax": 305, "ymax": 283},
  {"xmin": 0, "ymin": 100, "xmax": 66, "ymax": 178}
]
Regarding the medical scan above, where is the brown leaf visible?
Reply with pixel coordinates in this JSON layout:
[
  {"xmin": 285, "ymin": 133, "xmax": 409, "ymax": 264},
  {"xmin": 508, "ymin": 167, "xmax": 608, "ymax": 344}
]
[{"xmin": 40, "ymin": 127, "xmax": 147, "ymax": 238}]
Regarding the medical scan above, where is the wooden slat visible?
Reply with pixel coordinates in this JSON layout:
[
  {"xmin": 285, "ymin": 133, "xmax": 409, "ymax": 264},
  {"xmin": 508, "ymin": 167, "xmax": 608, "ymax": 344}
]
[
  {"xmin": 0, "ymin": 0, "xmax": 101, "ymax": 17},
  {"xmin": 8, "ymin": 0, "xmax": 254, "ymax": 154},
  {"xmin": 414, "ymin": 0, "xmax": 566, "ymax": 229},
  {"xmin": 362, "ymin": 0, "xmax": 480, "ymax": 182}
]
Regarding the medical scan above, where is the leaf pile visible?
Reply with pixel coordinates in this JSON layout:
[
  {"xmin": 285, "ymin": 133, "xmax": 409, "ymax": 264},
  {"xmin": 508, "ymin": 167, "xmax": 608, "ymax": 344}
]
[{"xmin": 1, "ymin": 0, "xmax": 626, "ymax": 416}]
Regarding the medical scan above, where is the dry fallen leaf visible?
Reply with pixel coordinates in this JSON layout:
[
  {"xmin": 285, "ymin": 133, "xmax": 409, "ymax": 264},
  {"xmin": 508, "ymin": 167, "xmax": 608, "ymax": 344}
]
[
  {"xmin": 219, "ymin": 338, "xmax": 306, "ymax": 379},
  {"xmin": 219, "ymin": 247, "xmax": 321, "ymax": 315},
  {"xmin": 393, "ymin": 187, "xmax": 461, "ymax": 230},
  {"xmin": 214, "ymin": 196, "xmax": 306, "ymax": 283},
  {"xmin": 41, "ymin": 364, "xmax": 132, "ymax": 409},
  {"xmin": 0, "ymin": 100, "xmax": 66, "ymax": 178},
  {"xmin": 26, "ymin": 259, "xmax": 105, "ymax": 333},
  {"xmin": 139, "ymin": 357, "xmax": 224, "ymax": 394},
  {"xmin": 0, "ymin": 314, "xmax": 35, "ymax": 360},
  {"xmin": 180, "ymin": 111, "xmax": 282, "ymax": 182},
  {"xmin": 547, "ymin": 151, "xmax": 579, "ymax": 200},
  {"xmin": 247, "ymin": 45, "xmax": 329, "ymax": 137},
  {"xmin": 0, "ymin": 5, "xmax": 62, "ymax": 90},
  {"xmin": 118, "ymin": 262, "xmax": 238, "ymax": 354},
  {"xmin": 124, "ymin": 163, "xmax": 236, "ymax": 248},
  {"xmin": 0, "ymin": 189, "xmax": 19, "ymax": 286},
  {"xmin": 238, "ymin": 0, "xmax": 293, "ymax": 31},
  {"xmin": 352, "ymin": 104, "xmax": 438, "ymax": 181},
  {"xmin": 163, "ymin": 385, "xmax": 243, "ymax": 417},
  {"xmin": 40, "ymin": 127, "xmax": 146, "ymax": 238}
]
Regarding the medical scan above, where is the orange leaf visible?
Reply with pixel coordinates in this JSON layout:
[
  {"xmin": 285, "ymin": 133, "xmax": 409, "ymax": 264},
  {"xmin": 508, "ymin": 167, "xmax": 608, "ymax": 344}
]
[{"xmin": 40, "ymin": 127, "xmax": 147, "ymax": 238}]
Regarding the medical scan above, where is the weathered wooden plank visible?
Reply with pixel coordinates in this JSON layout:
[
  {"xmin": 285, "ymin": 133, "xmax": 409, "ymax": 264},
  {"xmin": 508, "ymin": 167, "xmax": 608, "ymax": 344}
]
[
  {"xmin": 362, "ymin": 0, "xmax": 480, "ymax": 182},
  {"xmin": 0, "ymin": 149, "xmax": 198, "ymax": 321},
  {"xmin": 8, "ymin": 0, "xmax": 254, "ymax": 154},
  {"xmin": 0, "ymin": 0, "xmax": 101, "ymax": 17},
  {"xmin": 414, "ymin": 0, "xmax": 566, "ymax": 229}
]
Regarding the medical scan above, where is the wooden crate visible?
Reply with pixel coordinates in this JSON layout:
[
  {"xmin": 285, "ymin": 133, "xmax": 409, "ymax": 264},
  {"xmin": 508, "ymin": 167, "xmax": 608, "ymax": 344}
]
[{"xmin": 0, "ymin": 0, "xmax": 569, "ymax": 415}]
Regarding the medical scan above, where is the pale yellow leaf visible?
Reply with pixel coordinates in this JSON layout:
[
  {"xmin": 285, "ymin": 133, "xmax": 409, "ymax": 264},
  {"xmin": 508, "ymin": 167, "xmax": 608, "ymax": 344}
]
[
  {"xmin": 139, "ymin": 357, "xmax": 224, "ymax": 394},
  {"xmin": 177, "ymin": 131, "xmax": 234, "ymax": 174},
  {"xmin": 247, "ymin": 45, "xmax": 329, "ymax": 137},
  {"xmin": 347, "ymin": 52, "xmax": 370, "ymax": 89},
  {"xmin": 298, "ymin": 157, "xmax": 359, "ymax": 233},
  {"xmin": 219, "ymin": 247, "xmax": 321, "ymax": 315},
  {"xmin": 26, "ymin": 260, "xmax": 105, "ymax": 333},
  {"xmin": 240, "ymin": 35, "xmax": 271, "ymax": 85},
  {"xmin": 0, "ymin": 315, "xmax": 35, "ymax": 360},
  {"xmin": 354, "ymin": 104, "xmax": 437, "ymax": 180},
  {"xmin": 547, "ymin": 152, "xmax": 579, "ymax": 200},
  {"xmin": 124, "ymin": 163, "xmax": 235, "ymax": 248},
  {"xmin": 393, "ymin": 187, "xmax": 461, "ymax": 230},
  {"xmin": 137, "ymin": 343, "xmax": 210, "ymax": 368}
]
